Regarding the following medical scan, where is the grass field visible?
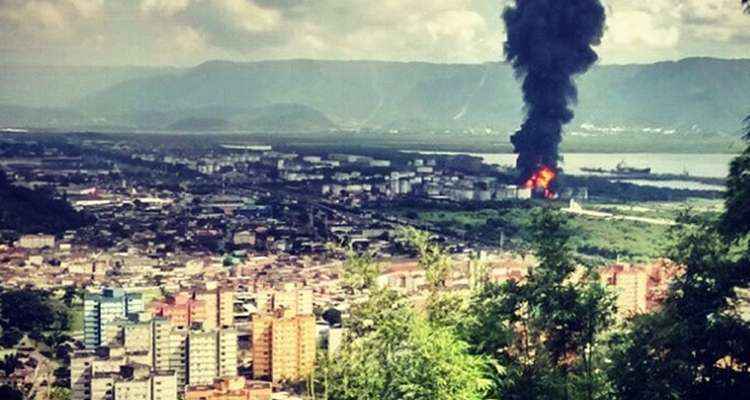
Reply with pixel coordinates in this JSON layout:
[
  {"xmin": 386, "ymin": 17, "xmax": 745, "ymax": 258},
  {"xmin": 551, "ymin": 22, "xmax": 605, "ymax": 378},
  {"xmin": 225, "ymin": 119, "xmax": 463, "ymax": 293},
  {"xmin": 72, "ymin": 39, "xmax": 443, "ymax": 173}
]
[
  {"xmin": 408, "ymin": 204, "xmax": 687, "ymax": 262},
  {"xmin": 67, "ymin": 304, "xmax": 84, "ymax": 335},
  {"xmin": 588, "ymin": 199, "xmax": 724, "ymax": 220}
]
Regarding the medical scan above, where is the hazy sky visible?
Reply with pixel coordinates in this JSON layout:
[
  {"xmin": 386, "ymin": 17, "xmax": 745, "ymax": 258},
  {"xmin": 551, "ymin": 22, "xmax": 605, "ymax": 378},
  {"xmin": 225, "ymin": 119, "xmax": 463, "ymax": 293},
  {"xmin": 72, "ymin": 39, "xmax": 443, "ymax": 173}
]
[{"xmin": 0, "ymin": 0, "xmax": 748, "ymax": 66}]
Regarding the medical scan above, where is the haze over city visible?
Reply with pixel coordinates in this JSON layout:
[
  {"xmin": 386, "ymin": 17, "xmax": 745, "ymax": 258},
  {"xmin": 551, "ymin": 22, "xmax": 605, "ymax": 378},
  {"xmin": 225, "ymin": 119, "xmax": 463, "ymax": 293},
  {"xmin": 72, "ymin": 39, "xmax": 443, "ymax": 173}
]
[{"xmin": 0, "ymin": 2, "xmax": 749, "ymax": 400}]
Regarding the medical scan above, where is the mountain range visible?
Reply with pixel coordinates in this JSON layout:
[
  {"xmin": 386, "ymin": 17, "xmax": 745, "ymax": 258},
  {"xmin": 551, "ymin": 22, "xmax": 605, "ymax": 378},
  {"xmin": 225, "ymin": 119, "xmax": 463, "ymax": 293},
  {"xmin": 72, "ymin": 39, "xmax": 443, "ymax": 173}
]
[{"xmin": 1, "ymin": 57, "xmax": 749, "ymax": 134}]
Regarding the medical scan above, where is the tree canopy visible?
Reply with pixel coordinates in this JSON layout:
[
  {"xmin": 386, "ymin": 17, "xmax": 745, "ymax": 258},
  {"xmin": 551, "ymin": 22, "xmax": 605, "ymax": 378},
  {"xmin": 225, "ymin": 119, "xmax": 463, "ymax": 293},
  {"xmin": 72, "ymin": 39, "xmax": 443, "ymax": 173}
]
[
  {"xmin": 314, "ymin": 287, "xmax": 490, "ymax": 400},
  {"xmin": 0, "ymin": 169, "xmax": 91, "ymax": 236},
  {"xmin": 0, "ymin": 288, "xmax": 71, "ymax": 348},
  {"xmin": 609, "ymin": 214, "xmax": 750, "ymax": 399},
  {"xmin": 722, "ymin": 119, "xmax": 750, "ymax": 240},
  {"xmin": 460, "ymin": 208, "xmax": 615, "ymax": 400}
]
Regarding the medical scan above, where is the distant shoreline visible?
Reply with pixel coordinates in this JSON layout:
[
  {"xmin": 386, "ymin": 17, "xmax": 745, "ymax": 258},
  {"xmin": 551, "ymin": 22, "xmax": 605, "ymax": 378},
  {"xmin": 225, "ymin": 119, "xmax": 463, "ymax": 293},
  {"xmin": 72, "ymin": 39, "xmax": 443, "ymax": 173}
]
[{"xmin": 3, "ymin": 130, "xmax": 745, "ymax": 155}]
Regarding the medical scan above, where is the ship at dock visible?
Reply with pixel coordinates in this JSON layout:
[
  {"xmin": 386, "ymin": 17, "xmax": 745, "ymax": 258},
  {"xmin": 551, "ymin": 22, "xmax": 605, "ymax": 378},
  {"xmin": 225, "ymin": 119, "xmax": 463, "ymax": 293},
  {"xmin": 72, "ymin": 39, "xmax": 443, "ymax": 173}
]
[{"xmin": 581, "ymin": 160, "xmax": 652, "ymax": 175}]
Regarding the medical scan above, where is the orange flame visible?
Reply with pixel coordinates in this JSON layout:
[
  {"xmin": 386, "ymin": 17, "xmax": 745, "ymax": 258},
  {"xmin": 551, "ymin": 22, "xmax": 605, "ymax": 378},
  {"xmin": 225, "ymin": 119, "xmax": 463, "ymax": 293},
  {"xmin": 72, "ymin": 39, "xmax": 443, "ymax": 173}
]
[{"xmin": 523, "ymin": 165, "xmax": 557, "ymax": 199}]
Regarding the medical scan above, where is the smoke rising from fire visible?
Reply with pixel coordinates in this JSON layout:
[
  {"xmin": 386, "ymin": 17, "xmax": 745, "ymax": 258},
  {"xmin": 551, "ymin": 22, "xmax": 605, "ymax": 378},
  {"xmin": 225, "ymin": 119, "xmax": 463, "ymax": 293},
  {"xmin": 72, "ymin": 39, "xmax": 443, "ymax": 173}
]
[{"xmin": 503, "ymin": 0, "xmax": 606, "ymax": 185}]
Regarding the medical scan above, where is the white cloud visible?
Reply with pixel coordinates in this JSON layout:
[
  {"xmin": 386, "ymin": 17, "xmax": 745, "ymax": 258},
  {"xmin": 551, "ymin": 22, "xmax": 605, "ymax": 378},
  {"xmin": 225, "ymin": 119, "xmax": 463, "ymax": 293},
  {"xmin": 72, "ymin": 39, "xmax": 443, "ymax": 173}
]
[
  {"xmin": 0, "ymin": 0, "xmax": 747, "ymax": 65},
  {"xmin": 68, "ymin": 0, "xmax": 104, "ymax": 18},
  {"xmin": 167, "ymin": 25, "xmax": 207, "ymax": 53},
  {"xmin": 212, "ymin": 0, "xmax": 281, "ymax": 33},
  {"xmin": 0, "ymin": 1, "xmax": 68, "ymax": 29},
  {"xmin": 676, "ymin": 0, "xmax": 749, "ymax": 42},
  {"xmin": 140, "ymin": 0, "xmax": 190, "ymax": 17},
  {"xmin": 267, "ymin": 0, "xmax": 497, "ymax": 62},
  {"xmin": 603, "ymin": 0, "xmax": 749, "ymax": 47},
  {"xmin": 149, "ymin": 25, "xmax": 211, "ymax": 64},
  {"xmin": 595, "ymin": 0, "xmax": 750, "ymax": 63},
  {"xmin": 603, "ymin": 9, "xmax": 680, "ymax": 49}
]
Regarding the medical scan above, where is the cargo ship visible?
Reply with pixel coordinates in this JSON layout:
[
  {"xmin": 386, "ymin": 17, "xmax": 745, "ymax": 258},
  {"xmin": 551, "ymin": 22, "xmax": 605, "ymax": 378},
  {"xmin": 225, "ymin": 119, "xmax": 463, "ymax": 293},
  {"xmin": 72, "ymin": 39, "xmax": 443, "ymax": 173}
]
[{"xmin": 581, "ymin": 160, "xmax": 652, "ymax": 175}]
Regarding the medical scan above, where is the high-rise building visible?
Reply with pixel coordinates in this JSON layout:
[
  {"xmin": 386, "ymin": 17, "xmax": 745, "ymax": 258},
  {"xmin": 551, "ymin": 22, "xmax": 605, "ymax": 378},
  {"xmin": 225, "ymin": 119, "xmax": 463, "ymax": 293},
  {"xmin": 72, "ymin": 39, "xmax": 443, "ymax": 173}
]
[
  {"xmin": 71, "ymin": 347, "xmax": 176, "ymax": 400},
  {"xmin": 84, "ymin": 289, "xmax": 144, "ymax": 348},
  {"xmin": 150, "ymin": 292, "xmax": 205, "ymax": 329},
  {"xmin": 123, "ymin": 321, "xmax": 152, "ymax": 355},
  {"xmin": 151, "ymin": 318, "xmax": 238, "ymax": 392},
  {"xmin": 110, "ymin": 364, "xmax": 151, "ymax": 400},
  {"xmin": 255, "ymin": 284, "xmax": 312, "ymax": 316},
  {"xmin": 193, "ymin": 291, "xmax": 218, "ymax": 330},
  {"xmin": 217, "ymin": 329, "xmax": 238, "ymax": 378},
  {"xmin": 151, "ymin": 371, "xmax": 179, "ymax": 400},
  {"xmin": 151, "ymin": 287, "xmax": 234, "ymax": 330},
  {"xmin": 186, "ymin": 327, "xmax": 239, "ymax": 386},
  {"xmin": 187, "ymin": 330, "xmax": 217, "ymax": 386},
  {"xmin": 218, "ymin": 288, "xmax": 235, "ymax": 328},
  {"xmin": 613, "ymin": 267, "xmax": 649, "ymax": 315},
  {"xmin": 184, "ymin": 377, "xmax": 271, "ymax": 400},
  {"xmin": 602, "ymin": 260, "xmax": 679, "ymax": 318},
  {"xmin": 251, "ymin": 285, "xmax": 316, "ymax": 383},
  {"xmin": 251, "ymin": 309, "xmax": 315, "ymax": 383},
  {"xmin": 152, "ymin": 319, "xmax": 188, "ymax": 389}
]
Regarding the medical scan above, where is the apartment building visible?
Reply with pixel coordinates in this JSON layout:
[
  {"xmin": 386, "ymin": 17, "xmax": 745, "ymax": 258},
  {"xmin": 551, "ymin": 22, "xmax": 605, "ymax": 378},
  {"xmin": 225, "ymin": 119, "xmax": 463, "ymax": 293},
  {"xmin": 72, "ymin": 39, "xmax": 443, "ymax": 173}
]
[
  {"xmin": 187, "ymin": 330, "xmax": 218, "ymax": 386},
  {"xmin": 123, "ymin": 321, "xmax": 152, "ymax": 355},
  {"xmin": 151, "ymin": 287, "xmax": 234, "ymax": 330},
  {"xmin": 152, "ymin": 319, "xmax": 188, "ymax": 389},
  {"xmin": 151, "ymin": 318, "xmax": 239, "ymax": 390},
  {"xmin": 84, "ymin": 289, "xmax": 145, "ymax": 348},
  {"xmin": 255, "ymin": 284, "xmax": 313, "ymax": 316},
  {"xmin": 251, "ymin": 309, "xmax": 315, "ymax": 383},
  {"xmin": 602, "ymin": 260, "xmax": 677, "ymax": 318},
  {"xmin": 71, "ymin": 347, "xmax": 176, "ymax": 400},
  {"xmin": 184, "ymin": 377, "xmax": 272, "ymax": 400},
  {"xmin": 611, "ymin": 266, "xmax": 650, "ymax": 315}
]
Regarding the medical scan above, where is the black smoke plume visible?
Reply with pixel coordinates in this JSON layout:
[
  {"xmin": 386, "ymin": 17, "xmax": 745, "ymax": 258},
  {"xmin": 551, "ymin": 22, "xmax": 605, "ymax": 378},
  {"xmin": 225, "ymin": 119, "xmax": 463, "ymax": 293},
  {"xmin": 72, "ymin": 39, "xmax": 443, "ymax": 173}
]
[{"xmin": 503, "ymin": 0, "xmax": 606, "ymax": 183}]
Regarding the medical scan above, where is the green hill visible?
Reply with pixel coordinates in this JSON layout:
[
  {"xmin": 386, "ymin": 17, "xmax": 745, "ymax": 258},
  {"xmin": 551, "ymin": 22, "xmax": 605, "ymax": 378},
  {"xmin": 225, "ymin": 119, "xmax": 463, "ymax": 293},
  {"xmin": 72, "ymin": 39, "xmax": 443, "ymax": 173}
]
[
  {"xmin": 0, "ymin": 170, "xmax": 90, "ymax": 236},
  {"xmin": 168, "ymin": 117, "xmax": 230, "ymax": 131},
  {"xmin": 2, "ymin": 58, "xmax": 750, "ymax": 134}
]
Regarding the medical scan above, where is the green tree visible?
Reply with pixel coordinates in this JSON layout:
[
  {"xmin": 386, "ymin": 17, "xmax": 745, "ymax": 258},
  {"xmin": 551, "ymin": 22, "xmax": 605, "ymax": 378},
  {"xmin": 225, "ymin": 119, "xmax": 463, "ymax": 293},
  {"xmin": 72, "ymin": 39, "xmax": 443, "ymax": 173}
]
[
  {"xmin": 722, "ymin": 119, "xmax": 750, "ymax": 241},
  {"xmin": 424, "ymin": 290, "xmax": 470, "ymax": 330},
  {"xmin": 62, "ymin": 287, "xmax": 78, "ymax": 308},
  {"xmin": 0, "ymin": 328, "xmax": 24, "ymax": 348},
  {"xmin": 49, "ymin": 387, "xmax": 72, "ymax": 400},
  {"xmin": 460, "ymin": 208, "xmax": 615, "ymax": 400},
  {"xmin": 0, "ymin": 288, "xmax": 71, "ymax": 347},
  {"xmin": 609, "ymin": 215, "xmax": 750, "ymax": 399},
  {"xmin": 399, "ymin": 227, "xmax": 478, "ymax": 329},
  {"xmin": 0, "ymin": 385, "xmax": 23, "ymax": 400},
  {"xmin": 1, "ymin": 354, "xmax": 21, "ymax": 376},
  {"xmin": 336, "ymin": 244, "xmax": 382, "ymax": 294},
  {"xmin": 315, "ymin": 288, "xmax": 490, "ymax": 400},
  {"xmin": 400, "ymin": 227, "xmax": 453, "ymax": 291},
  {"xmin": 313, "ymin": 245, "xmax": 490, "ymax": 400},
  {"xmin": 345, "ymin": 286, "xmax": 413, "ymax": 339}
]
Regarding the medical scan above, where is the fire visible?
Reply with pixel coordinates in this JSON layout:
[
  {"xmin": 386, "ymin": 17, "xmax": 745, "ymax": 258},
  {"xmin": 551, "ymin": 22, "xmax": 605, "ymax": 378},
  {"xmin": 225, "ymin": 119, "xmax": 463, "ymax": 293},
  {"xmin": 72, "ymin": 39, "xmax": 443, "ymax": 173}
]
[{"xmin": 523, "ymin": 165, "xmax": 557, "ymax": 199}]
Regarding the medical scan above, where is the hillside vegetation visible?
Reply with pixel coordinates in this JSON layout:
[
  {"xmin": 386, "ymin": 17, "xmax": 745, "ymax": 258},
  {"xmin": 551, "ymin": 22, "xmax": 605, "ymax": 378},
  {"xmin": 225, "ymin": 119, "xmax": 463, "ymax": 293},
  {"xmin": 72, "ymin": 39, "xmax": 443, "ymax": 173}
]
[
  {"xmin": 0, "ymin": 170, "xmax": 90, "ymax": 237},
  {"xmin": 1, "ymin": 58, "xmax": 750, "ymax": 134}
]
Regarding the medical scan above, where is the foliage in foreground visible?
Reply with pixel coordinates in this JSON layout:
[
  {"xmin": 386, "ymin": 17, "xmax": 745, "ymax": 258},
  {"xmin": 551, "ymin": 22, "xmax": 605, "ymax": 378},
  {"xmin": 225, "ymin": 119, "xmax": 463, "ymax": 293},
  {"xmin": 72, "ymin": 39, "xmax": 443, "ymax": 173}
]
[
  {"xmin": 605, "ymin": 131, "xmax": 750, "ymax": 399},
  {"xmin": 312, "ymin": 288, "xmax": 490, "ymax": 400},
  {"xmin": 608, "ymin": 214, "xmax": 750, "ymax": 399},
  {"xmin": 323, "ymin": 166, "xmax": 750, "ymax": 399},
  {"xmin": 459, "ymin": 209, "xmax": 616, "ymax": 400},
  {"xmin": 722, "ymin": 121, "xmax": 750, "ymax": 240}
]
